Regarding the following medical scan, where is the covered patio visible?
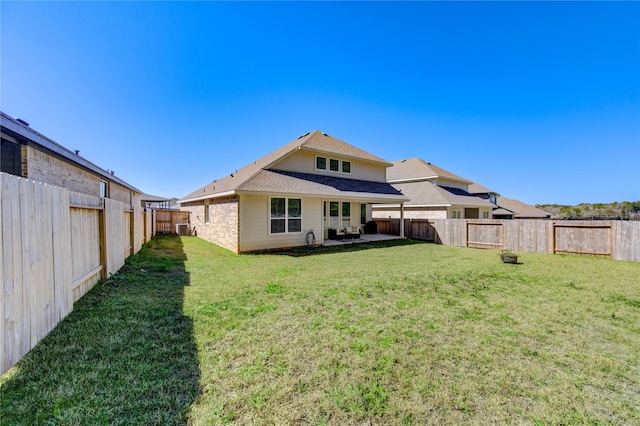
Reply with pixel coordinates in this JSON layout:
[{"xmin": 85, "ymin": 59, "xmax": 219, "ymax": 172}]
[{"xmin": 322, "ymin": 233, "xmax": 404, "ymax": 247}]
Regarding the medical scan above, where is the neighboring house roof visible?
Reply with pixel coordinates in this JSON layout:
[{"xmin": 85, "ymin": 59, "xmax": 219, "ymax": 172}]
[
  {"xmin": 1, "ymin": 111, "xmax": 141, "ymax": 193},
  {"xmin": 468, "ymin": 182, "xmax": 498, "ymax": 195},
  {"xmin": 491, "ymin": 208, "xmax": 514, "ymax": 217},
  {"xmin": 495, "ymin": 196, "xmax": 550, "ymax": 218},
  {"xmin": 387, "ymin": 157, "xmax": 472, "ymax": 185},
  {"xmin": 180, "ymin": 130, "xmax": 405, "ymax": 203},
  {"xmin": 141, "ymin": 193, "xmax": 177, "ymax": 203},
  {"xmin": 390, "ymin": 181, "xmax": 495, "ymax": 208}
]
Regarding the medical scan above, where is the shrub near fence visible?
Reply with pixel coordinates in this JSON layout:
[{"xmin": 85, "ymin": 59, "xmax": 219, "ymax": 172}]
[
  {"xmin": 0, "ymin": 173, "xmax": 160, "ymax": 375},
  {"xmin": 374, "ymin": 218, "xmax": 640, "ymax": 262}
]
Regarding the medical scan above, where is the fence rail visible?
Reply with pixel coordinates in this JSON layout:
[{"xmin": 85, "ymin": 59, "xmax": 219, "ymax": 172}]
[
  {"xmin": 374, "ymin": 218, "xmax": 640, "ymax": 262},
  {"xmin": 1, "ymin": 173, "xmax": 189, "ymax": 375}
]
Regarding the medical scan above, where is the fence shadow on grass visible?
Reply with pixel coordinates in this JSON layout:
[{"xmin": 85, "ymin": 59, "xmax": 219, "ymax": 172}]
[
  {"xmin": 0, "ymin": 235, "xmax": 201, "ymax": 424},
  {"xmin": 253, "ymin": 237, "xmax": 429, "ymax": 257}
]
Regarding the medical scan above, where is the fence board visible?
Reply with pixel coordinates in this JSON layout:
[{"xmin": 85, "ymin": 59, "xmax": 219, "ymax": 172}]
[
  {"xmin": 18, "ymin": 178, "xmax": 34, "ymax": 359},
  {"xmin": 105, "ymin": 198, "xmax": 126, "ymax": 276},
  {"xmin": 52, "ymin": 186, "xmax": 72, "ymax": 321}
]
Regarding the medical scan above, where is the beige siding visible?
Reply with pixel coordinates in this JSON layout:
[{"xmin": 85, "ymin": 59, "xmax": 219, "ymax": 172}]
[
  {"xmin": 239, "ymin": 194, "xmax": 322, "ymax": 252},
  {"xmin": 373, "ymin": 206, "xmax": 448, "ymax": 220},
  {"xmin": 271, "ymin": 150, "xmax": 387, "ymax": 182},
  {"xmin": 182, "ymin": 196, "xmax": 239, "ymax": 252}
]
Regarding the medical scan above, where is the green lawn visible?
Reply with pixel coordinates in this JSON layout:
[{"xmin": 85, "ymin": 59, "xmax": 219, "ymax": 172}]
[{"xmin": 2, "ymin": 235, "xmax": 639, "ymax": 425}]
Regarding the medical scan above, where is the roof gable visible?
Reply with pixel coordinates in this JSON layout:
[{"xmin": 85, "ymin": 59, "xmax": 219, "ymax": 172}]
[
  {"xmin": 387, "ymin": 158, "xmax": 471, "ymax": 185},
  {"xmin": 180, "ymin": 130, "xmax": 393, "ymax": 203}
]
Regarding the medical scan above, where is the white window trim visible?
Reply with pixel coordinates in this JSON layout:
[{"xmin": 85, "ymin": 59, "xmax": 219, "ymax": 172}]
[
  {"xmin": 452, "ymin": 210, "xmax": 462, "ymax": 219},
  {"xmin": 315, "ymin": 155, "xmax": 327, "ymax": 171},
  {"xmin": 315, "ymin": 155, "xmax": 351, "ymax": 174},
  {"xmin": 269, "ymin": 196, "xmax": 303, "ymax": 235}
]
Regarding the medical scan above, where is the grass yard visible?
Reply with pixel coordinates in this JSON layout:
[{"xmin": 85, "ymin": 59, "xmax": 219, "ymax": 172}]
[{"xmin": 1, "ymin": 235, "xmax": 639, "ymax": 425}]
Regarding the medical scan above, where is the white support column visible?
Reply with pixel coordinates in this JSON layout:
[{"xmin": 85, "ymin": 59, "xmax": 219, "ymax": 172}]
[{"xmin": 400, "ymin": 202, "xmax": 405, "ymax": 238}]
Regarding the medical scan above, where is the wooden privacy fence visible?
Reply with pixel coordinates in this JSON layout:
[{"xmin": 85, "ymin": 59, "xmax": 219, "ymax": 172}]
[
  {"xmin": 0, "ymin": 173, "xmax": 169, "ymax": 375},
  {"xmin": 374, "ymin": 218, "xmax": 640, "ymax": 262},
  {"xmin": 155, "ymin": 210, "xmax": 190, "ymax": 234}
]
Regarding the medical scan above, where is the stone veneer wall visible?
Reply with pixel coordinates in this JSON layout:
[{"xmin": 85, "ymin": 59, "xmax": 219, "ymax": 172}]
[
  {"xmin": 24, "ymin": 146, "xmax": 135, "ymax": 206},
  {"xmin": 181, "ymin": 196, "xmax": 239, "ymax": 253}
]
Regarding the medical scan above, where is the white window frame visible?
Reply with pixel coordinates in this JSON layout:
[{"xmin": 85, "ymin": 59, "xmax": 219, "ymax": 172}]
[
  {"xmin": 482, "ymin": 210, "xmax": 490, "ymax": 219},
  {"xmin": 316, "ymin": 155, "xmax": 352, "ymax": 175},
  {"xmin": 269, "ymin": 197, "xmax": 302, "ymax": 235},
  {"xmin": 452, "ymin": 210, "xmax": 462, "ymax": 219},
  {"xmin": 315, "ymin": 156, "xmax": 327, "ymax": 171},
  {"xmin": 204, "ymin": 200, "xmax": 210, "ymax": 223},
  {"xmin": 100, "ymin": 180, "xmax": 109, "ymax": 198}
]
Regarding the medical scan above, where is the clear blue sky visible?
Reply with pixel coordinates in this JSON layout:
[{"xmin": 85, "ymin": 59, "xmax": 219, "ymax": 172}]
[{"xmin": 2, "ymin": 1, "xmax": 638, "ymax": 205}]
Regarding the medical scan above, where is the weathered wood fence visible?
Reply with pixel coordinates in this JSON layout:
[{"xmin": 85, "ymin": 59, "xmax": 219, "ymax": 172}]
[
  {"xmin": 0, "ymin": 173, "xmax": 180, "ymax": 375},
  {"xmin": 374, "ymin": 218, "xmax": 640, "ymax": 262}
]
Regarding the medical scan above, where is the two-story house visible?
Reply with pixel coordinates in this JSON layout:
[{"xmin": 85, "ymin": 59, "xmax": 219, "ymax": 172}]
[{"xmin": 178, "ymin": 131, "xmax": 409, "ymax": 253}]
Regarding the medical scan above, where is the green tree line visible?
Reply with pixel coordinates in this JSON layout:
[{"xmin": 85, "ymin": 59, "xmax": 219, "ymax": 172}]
[{"xmin": 535, "ymin": 201, "xmax": 640, "ymax": 220}]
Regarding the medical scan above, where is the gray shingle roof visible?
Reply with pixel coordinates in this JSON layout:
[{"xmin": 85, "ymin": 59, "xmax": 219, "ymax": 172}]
[
  {"xmin": 387, "ymin": 158, "xmax": 472, "ymax": 184},
  {"xmin": 391, "ymin": 181, "xmax": 495, "ymax": 208},
  {"xmin": 1, "ymin": 111, "xmax": 141, "ymax": 193},
  {"xmin": 239, "ymin": 170, "xmax": 407, "ymax": 202},
  {"xmin": 495, "ymin": 196, "xmax": 550, "ymax": 218},
  {"xmin": 180, "ymin": 130, "xmax": 396, "ymax": 203}
]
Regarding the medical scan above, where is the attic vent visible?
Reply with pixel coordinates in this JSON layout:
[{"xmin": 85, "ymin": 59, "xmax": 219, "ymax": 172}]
[
  {"xmin": 16, "ymin": 118, "xmax": 30, "ymax": 127},
  {"xmin": 323, "ymin": 133, "xmax": 329, "ymax": 137},
  {"xmin": 401, "ymin": 159, "xmax": 406, "ymax": 163}
]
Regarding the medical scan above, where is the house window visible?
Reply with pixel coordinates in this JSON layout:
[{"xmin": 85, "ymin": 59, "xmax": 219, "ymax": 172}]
[
  {"xmin": 100, "ymin": 180, "xmax": 109, "ymax": 198},
  {"xmin": 316, "ymin": 156, "xmax": 327, "ymax": 170},
  {"xmin": 342, "ymin": 202, "xmax": 351, "ymax": 228},
  {"xmin": 270, "ymin": 197, "xmax": 302, "ymax": 234},
  {"xmin": 342, "ymin": 161, "xmax": 351, "ymax": 174},
  {"xmin": 483, "ymin": 211, "xmax": 490, "ymax": 219},
  {"xmin": 329, "ymin": 201, "xmax": 339, "ymax": 229},
  {"xmin": 452, "ymin": 210, "xmax": 461, "ymax": 219},
  {"xmin": 204, "ymin": 202, "xmax": 210, "ymax": 223},
  {"xmin": 329, "ymin": 158, "xmax": 339, "ymax": 172},
  {"xmin": 360, "ymin": 203, "xmax": 367, "ymax": 224},
  {"xmin": 1, "ymin": 138, "xmax": 21, "ymax": 176}
]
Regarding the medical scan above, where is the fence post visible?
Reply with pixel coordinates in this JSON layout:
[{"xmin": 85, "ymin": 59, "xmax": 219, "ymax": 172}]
[{"xmin": 98, "ymin": 199, "xmax": 107, "ymax": 281}]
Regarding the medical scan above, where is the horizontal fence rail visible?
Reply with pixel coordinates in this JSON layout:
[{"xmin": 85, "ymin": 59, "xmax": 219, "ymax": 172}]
[
  {"xmin": 1, "ymin": 173, "xmax": 189, "ymax": 375},
  {"xmin": 374, "ymin": 218, "xmax": 639, "ymax": 262}
]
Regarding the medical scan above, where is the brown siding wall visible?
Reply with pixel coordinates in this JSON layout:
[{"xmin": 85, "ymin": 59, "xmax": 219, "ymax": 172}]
[
  {"xmin": 182, "ymin": 196, "xmax": 239, "ymax": 253},
  {"xmin": 24, "ymin": 146, "xmax": 136, "ymax": 206}
]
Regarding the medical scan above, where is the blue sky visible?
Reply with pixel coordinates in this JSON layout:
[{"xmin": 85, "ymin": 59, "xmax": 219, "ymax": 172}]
[{"xmin": 1, "ymin": 1, "xmax": 638, "ymax": 205}]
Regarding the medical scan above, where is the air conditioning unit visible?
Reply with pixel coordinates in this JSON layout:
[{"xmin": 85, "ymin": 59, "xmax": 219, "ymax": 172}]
[{"xmin": 176, "ymin": 223, "xmax": 190, "ymax": 236}]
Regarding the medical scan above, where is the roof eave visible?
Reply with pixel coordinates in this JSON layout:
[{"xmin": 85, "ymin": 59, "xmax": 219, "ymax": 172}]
[
  {"xmin": 1, "ymin": 112, "xmax": 141, "ymax": 193},
  {"xmin": 178, "ymin": 190, "xmax": 237, "ymax": 204}
]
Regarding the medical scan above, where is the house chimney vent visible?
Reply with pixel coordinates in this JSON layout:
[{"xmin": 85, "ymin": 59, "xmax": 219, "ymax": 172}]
[{"xmin": 16, "ymin": 118, "xmax": 30, "ymax": 127}]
